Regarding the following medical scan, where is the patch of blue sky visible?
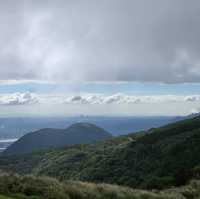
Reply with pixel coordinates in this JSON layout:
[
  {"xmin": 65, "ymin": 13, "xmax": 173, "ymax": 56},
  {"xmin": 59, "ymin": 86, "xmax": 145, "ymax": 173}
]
[{"xmin": 0, "ymin": 82, "xmax": 200, "ymax": 95}]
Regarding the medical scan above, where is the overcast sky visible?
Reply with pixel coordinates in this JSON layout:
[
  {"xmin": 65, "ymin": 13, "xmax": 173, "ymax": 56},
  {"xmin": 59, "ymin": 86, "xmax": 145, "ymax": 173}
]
[{"xmin": 0, "ymin": 0, "xmax": 200, "ymax": 116}]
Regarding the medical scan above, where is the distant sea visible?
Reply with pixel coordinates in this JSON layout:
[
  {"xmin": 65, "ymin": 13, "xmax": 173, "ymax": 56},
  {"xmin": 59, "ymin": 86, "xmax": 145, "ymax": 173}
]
[
  {"xmin": 0, "ymin": 116, "xmax": 179, "ymax": 151},
  {"xmin": 0, "ymin": 138, "xmax": 18, "ymax": 151}
]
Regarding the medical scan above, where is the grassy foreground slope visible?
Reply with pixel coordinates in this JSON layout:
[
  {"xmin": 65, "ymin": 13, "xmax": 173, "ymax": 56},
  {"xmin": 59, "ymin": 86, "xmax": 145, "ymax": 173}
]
[
  {"xmin": 1, "ymin": 174, "xmax": 200, "ymax": 199},
  {"xmin": 1, "ymin": 116, "xmax": 200, "ymax": 189}
]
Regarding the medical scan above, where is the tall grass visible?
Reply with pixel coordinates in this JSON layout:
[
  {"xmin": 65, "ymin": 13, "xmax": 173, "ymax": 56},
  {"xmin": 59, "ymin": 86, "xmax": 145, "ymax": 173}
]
[{"xmin": 0, "ymin": 173, "xmax": 200, "ymax": 199}]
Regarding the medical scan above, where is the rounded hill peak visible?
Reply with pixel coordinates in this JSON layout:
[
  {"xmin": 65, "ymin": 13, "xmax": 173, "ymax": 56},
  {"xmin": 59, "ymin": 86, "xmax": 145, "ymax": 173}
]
[{"xmin": 67, "ymin": 122, "xmax": 99, "ymax": 129}]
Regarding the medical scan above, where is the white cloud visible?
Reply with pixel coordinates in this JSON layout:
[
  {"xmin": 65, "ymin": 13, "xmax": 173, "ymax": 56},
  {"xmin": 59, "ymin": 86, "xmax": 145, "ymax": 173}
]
[
  {"xmin": 190, "ymin": 107, "xmax": 200, "ymax": 114},
  {"xmin": 0, "ymin": 92, "xmax": 38, "ymax": 105},
  {"xmin": 0, "ymin": 92, "xmax": 199, "ymax": 116},
  {"xmin": 0, "ymin": 92, "xmax": 200, "ymax": 106},
  {"xmin": 48, "ymin": 93, "xmax": 200, "ymax": 104}
]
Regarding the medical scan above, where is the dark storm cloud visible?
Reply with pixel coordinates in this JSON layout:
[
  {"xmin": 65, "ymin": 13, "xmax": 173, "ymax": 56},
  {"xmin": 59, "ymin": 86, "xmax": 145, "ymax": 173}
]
[{"xmin": 0, "ymin": 0, "xmax": 200, "ymax": 83}]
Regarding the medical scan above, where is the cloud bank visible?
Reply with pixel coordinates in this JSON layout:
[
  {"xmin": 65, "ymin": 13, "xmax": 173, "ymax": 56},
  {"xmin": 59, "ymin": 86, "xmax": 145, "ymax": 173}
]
[
  {"xmin": 1, "ymin": 92, "xmax": 200, "ymax": 106},
  {"xmin": 0, "ymin": 0, "xmax": 200, "ymax": 83},
  {"xmin": 61, "ymin": 94, "xmax": 200, "ymax": 104},
  {"xmin": 0, "ymin": 93, "xmax": 38, "ymax": 105}
]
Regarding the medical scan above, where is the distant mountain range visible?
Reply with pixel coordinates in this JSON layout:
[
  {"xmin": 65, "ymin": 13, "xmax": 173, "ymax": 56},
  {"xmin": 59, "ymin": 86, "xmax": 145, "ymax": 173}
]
[
  {"xmin": 2, "ymin": 113, "xmax": 199, "ymax": 154},
  {"xmin": 4, "ymin": 123, "xmax": 112, "ymax": 155},
  {"xmin": 0, "ymin": 116, "xmax": 174, "ymax": 139},
  {"xmin": 0, "ymin": 116, "xmax": 175, "ymax": 151},
  {"xmin": 173, "ymin": 112, "xmax": 200, "ymax": 122}
]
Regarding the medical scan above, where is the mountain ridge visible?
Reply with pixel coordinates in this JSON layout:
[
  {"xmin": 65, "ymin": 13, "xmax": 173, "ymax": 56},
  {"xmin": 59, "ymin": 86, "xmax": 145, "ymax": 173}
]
[{"xmin": 3, "ymin": 122, "xmax": 112, "ymax": 155}]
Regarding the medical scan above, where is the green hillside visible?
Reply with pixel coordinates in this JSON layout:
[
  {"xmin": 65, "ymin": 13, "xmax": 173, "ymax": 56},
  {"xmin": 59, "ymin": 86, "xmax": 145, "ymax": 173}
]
[
  {"xmin": 1, "ymin": 116, "xmax": 200, "ymax": 189},
  {"xmin": 0, "ymin": 173, "xmax": 200, "ymax": 199}
]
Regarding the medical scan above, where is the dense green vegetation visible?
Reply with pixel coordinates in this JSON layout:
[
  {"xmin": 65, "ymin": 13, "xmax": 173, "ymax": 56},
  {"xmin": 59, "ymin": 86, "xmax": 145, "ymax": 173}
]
[
  {"xmin": 1, "ymin": 173, "xmax": 200, "ymax": 199},
  {"xmin": 4, "ymin": 123, "xmax": 111, "ymax": 155},
  {"xmin": 0, "ymin": 195, "xmax": 15, "ymax": 199},
  {"xmin": 1, "ymin": 116, "xmax": 200, "ymax": 190}
]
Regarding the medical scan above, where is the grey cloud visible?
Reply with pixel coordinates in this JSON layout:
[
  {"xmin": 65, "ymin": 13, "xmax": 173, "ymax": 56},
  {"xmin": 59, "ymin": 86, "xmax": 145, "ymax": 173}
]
[
  {"xmin": 0, "ymin": 0, "xmax": 200, "ymax": 83},
  {"xmin": 68, "ymin": 95, "xmax": 89, "ymax": 104},
  {"xmin": 184, "ymin": 95, "xmax": 200, "ymax": 102}
]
